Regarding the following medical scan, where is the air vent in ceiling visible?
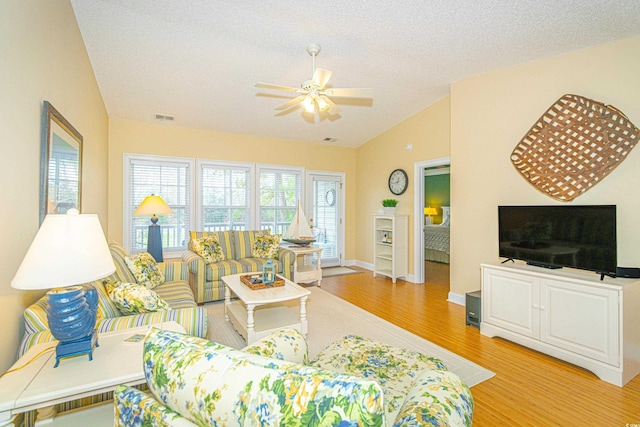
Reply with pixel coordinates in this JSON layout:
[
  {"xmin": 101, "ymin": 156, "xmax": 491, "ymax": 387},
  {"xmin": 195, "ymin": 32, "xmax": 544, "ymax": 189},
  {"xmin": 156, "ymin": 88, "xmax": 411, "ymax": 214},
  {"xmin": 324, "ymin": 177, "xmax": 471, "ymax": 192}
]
[
  {"xmin": 154, "ymin": 113, "xmax": 175, "ymax": 121},
  {"xmin": 323, "ymin": 137, "xmax": 338, "ymax": 142}
]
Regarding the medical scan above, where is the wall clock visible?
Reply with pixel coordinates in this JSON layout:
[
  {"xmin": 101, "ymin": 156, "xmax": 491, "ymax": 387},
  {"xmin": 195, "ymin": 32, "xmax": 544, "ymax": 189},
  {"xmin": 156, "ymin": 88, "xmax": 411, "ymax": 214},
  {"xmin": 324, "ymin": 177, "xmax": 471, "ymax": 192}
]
[{"xmin": 388, "ymin": 168, "xmax": 408, "ymax": 195}]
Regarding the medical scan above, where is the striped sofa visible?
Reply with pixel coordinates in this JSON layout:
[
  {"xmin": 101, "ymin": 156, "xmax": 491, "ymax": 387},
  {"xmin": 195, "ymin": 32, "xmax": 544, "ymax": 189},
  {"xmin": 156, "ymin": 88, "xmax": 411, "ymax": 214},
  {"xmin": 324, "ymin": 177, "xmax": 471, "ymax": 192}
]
[
  {"xmin": 182, "ymin": 230, "xmax": 295, "ymax": 304},
  {"xmin": 18, "ymin": 243, "xmax": 208, "ymax": 357}
]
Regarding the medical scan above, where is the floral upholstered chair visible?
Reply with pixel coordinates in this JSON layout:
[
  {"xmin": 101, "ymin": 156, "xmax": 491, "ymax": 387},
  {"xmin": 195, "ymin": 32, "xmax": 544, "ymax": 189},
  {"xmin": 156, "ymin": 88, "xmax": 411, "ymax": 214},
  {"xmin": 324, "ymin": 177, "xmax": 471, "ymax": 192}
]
[{"xmin": 114, "ymin": 328, "xmax": 474, "ymax": 426}]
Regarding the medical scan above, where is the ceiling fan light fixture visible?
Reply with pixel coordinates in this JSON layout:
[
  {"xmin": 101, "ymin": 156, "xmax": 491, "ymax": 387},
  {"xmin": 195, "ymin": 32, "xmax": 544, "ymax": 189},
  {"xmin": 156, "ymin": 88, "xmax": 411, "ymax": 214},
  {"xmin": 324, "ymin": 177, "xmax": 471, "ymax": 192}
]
[
  {"xmin": 317, "ymin": 96, "xmax": 329, "ymax": 111},
  {"xmin": 302, "ymin": 95, "xmax": 315, "ymax": 113}
]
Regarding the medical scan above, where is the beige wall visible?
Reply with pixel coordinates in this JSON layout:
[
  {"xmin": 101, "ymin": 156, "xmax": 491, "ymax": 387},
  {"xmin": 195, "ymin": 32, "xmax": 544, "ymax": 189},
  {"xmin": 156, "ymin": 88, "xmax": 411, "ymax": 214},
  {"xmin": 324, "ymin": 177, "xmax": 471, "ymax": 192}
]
[
  {"xmin": 107, "ymin": 118, "xmax": 357, "ymax": 257},
  {"xmin": 450, "ymin": 36, "xmax": 640, "ymax": 296},
  {"xmin": 0, "ymin": 1, "xmax": 108, "ymax": 372},
  {"xmin": 354, "ymin": 97, "xmax": 451, "ymax": 272}
]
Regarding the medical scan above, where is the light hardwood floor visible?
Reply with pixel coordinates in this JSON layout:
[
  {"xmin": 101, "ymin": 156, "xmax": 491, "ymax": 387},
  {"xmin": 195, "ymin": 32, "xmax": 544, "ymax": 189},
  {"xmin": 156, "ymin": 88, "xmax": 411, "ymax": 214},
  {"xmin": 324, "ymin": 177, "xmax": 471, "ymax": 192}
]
[{"xmin": 319, "ymin": 262, "xmax": 640, "ymax": 426}]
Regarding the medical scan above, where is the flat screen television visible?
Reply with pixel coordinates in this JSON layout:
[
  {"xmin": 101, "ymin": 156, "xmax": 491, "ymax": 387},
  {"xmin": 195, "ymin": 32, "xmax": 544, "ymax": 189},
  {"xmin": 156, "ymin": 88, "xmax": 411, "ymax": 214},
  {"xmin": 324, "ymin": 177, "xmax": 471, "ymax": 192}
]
[{"xmin": 498, "ymin": 205, "xmax": 616, "ymax": 276}]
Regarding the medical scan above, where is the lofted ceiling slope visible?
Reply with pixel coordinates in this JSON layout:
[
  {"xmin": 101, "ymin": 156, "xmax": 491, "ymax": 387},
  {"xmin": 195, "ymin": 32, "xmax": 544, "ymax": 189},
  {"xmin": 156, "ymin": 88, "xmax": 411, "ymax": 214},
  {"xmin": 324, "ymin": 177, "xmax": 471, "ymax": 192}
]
[{"xmin": 71, "ymin": 0, "xmax": 640, "ymax": 148}]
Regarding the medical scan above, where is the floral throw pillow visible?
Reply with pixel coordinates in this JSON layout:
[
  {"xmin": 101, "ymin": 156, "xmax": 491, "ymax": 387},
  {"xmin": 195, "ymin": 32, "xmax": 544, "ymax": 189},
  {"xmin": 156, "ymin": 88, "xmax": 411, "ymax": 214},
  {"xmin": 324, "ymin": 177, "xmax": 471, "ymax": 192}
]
[
  {"xmin": 104, "ymin": 281, "xmax": 170, "ymax": 315},
  {"xmin": 252, "ymin": 234, "xmax": 281, "ymax": 259},
  {"xmin": 191, "ymin": 235, "xmax": 225, "ymax": 263},
  {"xmin": 124, "ymin": 252, "xmax": 165, "ymax": 289}
]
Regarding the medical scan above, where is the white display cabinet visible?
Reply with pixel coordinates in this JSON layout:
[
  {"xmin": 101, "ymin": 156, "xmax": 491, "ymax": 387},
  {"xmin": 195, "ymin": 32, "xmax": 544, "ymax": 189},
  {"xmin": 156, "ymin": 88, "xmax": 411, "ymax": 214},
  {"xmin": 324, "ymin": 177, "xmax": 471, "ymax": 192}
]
[{"xmin": 373, "ymin": 215, "xmax": 408, "ymax": 283}]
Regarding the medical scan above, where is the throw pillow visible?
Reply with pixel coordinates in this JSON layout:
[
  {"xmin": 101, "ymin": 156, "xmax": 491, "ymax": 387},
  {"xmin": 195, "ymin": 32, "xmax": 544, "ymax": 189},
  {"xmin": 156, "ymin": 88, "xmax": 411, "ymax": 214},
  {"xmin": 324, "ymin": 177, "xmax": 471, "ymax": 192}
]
[
  {"xmin": 252, "ymin": 233, "xmax": 281, "ymax": 259},
  {"xmin": 124, "ymin": 252, "xmax": 165, "ymax": 289},
  {"xmin": 104, "ymin": 281, "xmax": 170, "ymax": 315},
  {"xmin": 191, "ymin": 235, "xmax": 225, "ymax": 263}
]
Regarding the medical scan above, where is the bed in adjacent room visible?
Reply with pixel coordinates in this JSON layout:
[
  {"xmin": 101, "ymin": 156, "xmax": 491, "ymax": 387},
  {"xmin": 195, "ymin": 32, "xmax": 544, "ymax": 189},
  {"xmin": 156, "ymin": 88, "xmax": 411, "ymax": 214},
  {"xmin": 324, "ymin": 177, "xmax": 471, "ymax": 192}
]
[{"xmin": 425, "ymin": 206, "xmax": 450, "ymax": 264}]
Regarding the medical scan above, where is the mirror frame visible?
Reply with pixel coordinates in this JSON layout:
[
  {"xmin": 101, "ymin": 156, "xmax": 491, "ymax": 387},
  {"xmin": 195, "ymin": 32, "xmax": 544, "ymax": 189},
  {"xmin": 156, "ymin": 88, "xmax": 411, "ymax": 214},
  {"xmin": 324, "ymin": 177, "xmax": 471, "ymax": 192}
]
[{"xmin": 40, "ymin": 101, "xmax": 83, "ymax": 224}]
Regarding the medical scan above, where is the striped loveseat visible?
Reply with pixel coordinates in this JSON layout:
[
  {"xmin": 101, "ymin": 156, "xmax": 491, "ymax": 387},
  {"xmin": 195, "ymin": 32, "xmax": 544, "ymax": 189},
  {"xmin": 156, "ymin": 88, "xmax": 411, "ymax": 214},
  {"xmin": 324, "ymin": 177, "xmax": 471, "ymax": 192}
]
[
  {"xmin": 182, "ymin": 229, "xmax": 295, "ymax": 304},
  {"xmin": 18, "ymin": 243, "xmax": 208, "ymax": 357}
]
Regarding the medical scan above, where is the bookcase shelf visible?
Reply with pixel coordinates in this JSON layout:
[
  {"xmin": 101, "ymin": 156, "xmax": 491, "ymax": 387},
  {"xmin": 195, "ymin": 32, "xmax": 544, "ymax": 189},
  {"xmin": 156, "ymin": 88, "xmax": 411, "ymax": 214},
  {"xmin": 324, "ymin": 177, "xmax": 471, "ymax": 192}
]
[{"xmin": 373, "ymin": 215, "xmax": 408, "ymax": 283}]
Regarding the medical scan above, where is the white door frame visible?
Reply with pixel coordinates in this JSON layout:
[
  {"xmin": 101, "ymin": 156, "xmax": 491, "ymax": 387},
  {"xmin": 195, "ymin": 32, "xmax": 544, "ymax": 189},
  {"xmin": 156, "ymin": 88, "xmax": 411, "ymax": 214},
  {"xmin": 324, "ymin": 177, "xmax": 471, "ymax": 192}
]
[
  {"xmin": 413, "ymin": 157, "xmax": 450, "ymax": 283},
  {"xmin": 306, "ymin": 170, "xmax": 345, "ymax": 267}
]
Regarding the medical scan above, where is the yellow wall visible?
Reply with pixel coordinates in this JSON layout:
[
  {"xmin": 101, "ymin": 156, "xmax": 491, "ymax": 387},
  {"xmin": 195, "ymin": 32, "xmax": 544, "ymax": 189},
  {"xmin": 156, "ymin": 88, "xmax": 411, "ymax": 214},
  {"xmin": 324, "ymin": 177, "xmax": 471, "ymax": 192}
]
[
  {"xmin": 450, "ymin": 36, "xmax": 640, "ymax": 296},
  {"xmin": 0, "ymin": 1, "xmax": 108, "ymax": 372},
  {"xmin": 107, "ymin": 118, "xmax": 357, "ymax": 257},
  {"xmin": 355, "ymin": 97, "xmax": 451, "ymax": 273}
]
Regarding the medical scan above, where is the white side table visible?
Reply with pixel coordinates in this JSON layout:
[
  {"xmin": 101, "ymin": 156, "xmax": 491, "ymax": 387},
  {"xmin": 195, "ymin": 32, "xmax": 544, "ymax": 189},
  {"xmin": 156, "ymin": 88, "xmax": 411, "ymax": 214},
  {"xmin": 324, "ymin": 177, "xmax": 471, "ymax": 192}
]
[
  {"xmin": 287, "ymin": 245, "xmax": 323, "ymax": 286},
  {"xmin": 0, "ymin": 322, "xmax": 185, "ymax": 426}
]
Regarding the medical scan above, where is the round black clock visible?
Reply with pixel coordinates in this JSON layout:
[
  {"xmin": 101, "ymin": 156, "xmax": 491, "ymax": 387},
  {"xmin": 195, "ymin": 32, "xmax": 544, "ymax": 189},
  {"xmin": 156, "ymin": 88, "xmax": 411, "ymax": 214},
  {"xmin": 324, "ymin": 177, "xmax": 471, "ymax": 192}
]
[{"xmin": 388, "ymin": 168, "xmax": 408, "ymax": 195}]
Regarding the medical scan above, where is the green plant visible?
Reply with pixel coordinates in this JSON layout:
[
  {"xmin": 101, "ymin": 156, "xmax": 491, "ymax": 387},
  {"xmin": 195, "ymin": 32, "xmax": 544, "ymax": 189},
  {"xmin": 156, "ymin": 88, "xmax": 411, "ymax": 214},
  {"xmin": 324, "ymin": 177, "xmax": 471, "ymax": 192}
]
[{"xmin": 381, "ymin": 199, "xmax": 398, "ymax": 207}]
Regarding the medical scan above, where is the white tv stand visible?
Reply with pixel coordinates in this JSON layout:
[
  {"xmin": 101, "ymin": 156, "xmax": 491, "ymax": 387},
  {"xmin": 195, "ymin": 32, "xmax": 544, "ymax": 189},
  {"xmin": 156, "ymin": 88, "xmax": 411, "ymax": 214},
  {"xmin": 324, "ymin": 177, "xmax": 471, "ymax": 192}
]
[{"xmin": 481, "ymin": 262, "xmax": 640, "ymax": 386}]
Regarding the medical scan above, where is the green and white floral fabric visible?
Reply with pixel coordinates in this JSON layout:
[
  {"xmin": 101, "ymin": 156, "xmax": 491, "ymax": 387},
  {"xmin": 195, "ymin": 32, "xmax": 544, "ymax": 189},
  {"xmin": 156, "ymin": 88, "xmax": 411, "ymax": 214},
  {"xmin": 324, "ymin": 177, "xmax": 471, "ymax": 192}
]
[
  {"xmin": 252, "ymin": 233, "xmax": 281, "ymax": 259},
  {"xmin": 242, "ymin": 327, "xmax": 309, "ymax": 364},
  {"xmin": 105, "ymin": 281, "xmax": 170, "ymax": 315},
  {"xmin": 309, "ymin": 335, "xmax": 474, "ymax": 427},
  {"xmin": 190, "ymin": 235, "xmax": 225, "ymax": 263},
  {"xmin": 124, "ymin": 252, "xmax": 165, "ymax": 289},
  {"xmin": 115, "ymin": 328, "xmax": 386, "ymax": 427}
]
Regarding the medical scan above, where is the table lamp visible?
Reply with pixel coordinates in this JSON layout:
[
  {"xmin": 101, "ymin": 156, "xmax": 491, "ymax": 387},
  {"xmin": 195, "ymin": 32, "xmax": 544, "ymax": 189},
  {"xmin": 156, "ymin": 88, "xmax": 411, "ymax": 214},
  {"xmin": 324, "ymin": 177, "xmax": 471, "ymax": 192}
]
[
  {"xmin": 11, "ymin": 210, "xmax": 115, "ymax": 366},
  {"xmin": 424, "ymin": 207, "xmax": 438, "ymax": 225},
  {"xmin": 133, "ymin": 194, "xmax": 174, "ymax": 262}
]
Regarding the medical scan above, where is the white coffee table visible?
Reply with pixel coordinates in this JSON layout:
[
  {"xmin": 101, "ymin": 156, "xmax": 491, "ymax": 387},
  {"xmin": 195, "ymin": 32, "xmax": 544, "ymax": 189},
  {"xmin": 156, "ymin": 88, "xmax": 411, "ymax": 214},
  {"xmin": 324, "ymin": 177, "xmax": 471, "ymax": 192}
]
[
  {"xmin": 0, "ymin": 321, "xmax": 185, "ymax": 427},
  {"xmin": 222, "ymin": 273, "xmax": 311, "ymax": 344}
]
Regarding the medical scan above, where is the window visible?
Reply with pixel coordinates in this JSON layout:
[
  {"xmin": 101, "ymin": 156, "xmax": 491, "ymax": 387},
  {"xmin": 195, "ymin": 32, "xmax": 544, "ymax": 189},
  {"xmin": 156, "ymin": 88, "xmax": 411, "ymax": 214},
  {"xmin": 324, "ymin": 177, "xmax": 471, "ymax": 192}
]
[
  {"xmin": 123, "ymin": 155, "xmax": 305, "ymax": 255},
  {"xmin": 199, "ymin": 162, "xmax": 252, "ymax": 231},
  {"xmin": 258, "ymin": 166, "xmax": 303, "ymax": 234},
  {"xmin": 125, "ymin": 155, "xmax": 194, "ymax": 255},
  {"xmin": 47, "ymin": 139, "xmax": 79, "ymax": 214}
]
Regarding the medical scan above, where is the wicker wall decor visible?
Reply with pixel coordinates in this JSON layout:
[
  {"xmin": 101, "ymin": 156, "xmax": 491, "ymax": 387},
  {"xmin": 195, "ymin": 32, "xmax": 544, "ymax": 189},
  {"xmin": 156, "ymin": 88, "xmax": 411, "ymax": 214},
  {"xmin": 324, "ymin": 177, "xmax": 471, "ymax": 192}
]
[{"xmin": 511, "ymin": 94, "xmax": 639, "ymax": 201}]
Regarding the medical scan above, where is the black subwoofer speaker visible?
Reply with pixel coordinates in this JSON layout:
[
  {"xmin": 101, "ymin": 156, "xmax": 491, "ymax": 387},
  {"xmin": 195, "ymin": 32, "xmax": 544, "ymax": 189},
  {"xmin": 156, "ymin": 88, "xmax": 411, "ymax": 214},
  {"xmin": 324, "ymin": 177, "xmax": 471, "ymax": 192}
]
[{"xmin": 465, "ymin": 290, "xmax": 481, "ymax": 328}]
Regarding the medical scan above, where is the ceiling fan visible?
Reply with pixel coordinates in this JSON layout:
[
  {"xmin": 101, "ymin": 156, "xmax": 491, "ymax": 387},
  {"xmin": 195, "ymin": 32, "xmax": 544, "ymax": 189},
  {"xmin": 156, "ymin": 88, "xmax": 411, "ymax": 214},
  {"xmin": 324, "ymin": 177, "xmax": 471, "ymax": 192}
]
[{"xmin": 255, "ymin": 43, "xmax": 372, "ymax": 115}]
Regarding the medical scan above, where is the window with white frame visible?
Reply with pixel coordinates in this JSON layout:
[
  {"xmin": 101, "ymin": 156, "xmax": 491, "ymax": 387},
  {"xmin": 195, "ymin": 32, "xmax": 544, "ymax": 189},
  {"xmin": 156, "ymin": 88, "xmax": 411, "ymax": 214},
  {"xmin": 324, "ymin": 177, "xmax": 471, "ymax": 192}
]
[
  {"xmin": 123, "ymin": 155, "xmax": 304, "ymax": 254},
  {"xmin": 125, "ymin": 155, "xmax": 193, "ymax": 254},
  {"xmin": 199, "ymin": 162, "xmax": 252, "ymax": 231},
  {"xmin": 258, "ymin": 166, "xmax": 302, "ymax": 235}
]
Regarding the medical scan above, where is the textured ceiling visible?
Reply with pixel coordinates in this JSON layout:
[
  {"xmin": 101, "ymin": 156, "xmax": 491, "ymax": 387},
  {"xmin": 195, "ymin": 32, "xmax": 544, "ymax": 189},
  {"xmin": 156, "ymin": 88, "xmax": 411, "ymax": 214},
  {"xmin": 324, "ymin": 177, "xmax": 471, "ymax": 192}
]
[{"xmin": 71, "ymin": 0, "xmax": 640, "ymax": 148}]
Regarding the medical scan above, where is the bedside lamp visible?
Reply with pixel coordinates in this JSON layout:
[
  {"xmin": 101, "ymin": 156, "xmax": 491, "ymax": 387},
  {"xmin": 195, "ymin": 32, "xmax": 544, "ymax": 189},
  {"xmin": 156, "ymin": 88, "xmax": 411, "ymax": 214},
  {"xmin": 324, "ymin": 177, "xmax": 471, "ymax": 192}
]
[
  {"xmin": 424, "ymin": 207, "xmax": 438, "ymax": 225},
  {"xmin": 133, "ymin": 194, "xmax": 174, "ymax": 262},
  {"xmin": 11, "ymin": 210, "xmax": 115, "ymax": 366}
]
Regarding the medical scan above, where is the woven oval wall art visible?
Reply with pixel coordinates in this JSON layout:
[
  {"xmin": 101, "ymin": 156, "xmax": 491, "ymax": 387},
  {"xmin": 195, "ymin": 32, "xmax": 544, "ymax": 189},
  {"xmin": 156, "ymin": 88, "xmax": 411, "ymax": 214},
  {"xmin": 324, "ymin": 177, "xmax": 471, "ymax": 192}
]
[{"xmin": 510, "ymin": 94, "xmax": 639, "ymax": 201}]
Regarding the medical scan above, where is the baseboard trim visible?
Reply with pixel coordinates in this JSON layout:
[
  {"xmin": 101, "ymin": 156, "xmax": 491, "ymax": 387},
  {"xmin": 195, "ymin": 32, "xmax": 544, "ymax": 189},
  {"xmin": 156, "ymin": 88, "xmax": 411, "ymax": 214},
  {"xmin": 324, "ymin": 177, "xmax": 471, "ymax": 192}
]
[{"xmin": 447, "ymin": 291, "xmax": 465, "ymax": 306}]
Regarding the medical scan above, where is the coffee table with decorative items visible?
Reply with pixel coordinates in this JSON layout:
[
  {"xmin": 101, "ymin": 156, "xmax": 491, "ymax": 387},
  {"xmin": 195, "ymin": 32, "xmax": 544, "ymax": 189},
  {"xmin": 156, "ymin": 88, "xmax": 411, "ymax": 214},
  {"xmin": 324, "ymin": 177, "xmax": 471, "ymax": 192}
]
[{"xmin": 222, "ymin": 273, "xmax": 311, "ymax": 344}]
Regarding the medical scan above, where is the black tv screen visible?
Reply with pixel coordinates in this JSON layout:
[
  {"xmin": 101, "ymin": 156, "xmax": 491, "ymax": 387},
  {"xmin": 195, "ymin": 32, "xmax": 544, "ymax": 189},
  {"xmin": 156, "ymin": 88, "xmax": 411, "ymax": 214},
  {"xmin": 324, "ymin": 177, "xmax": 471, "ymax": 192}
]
[{"xmin": 498, "ymin": 205, "xmax": 617, "ymax": 275}]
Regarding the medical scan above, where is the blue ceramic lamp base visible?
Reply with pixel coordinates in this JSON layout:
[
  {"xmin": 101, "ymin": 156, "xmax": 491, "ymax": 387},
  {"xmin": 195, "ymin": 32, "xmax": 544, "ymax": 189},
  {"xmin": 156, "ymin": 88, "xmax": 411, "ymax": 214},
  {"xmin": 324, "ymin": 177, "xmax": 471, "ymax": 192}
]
[
  {"xmin": 54, "ymin": 330, "xmax": 99, "ymax": 367},
  {"xmin": 47, "ymin": 284, "xmax": 100, "ymax": 367}
]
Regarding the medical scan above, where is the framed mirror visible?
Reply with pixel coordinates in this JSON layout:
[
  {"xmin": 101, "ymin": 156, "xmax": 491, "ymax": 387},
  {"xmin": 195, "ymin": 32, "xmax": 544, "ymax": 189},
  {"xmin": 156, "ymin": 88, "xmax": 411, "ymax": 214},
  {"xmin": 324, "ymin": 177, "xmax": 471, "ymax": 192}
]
[{"xmin": 40, "ymin": 101, "xmax": 83, "ymax": 224}]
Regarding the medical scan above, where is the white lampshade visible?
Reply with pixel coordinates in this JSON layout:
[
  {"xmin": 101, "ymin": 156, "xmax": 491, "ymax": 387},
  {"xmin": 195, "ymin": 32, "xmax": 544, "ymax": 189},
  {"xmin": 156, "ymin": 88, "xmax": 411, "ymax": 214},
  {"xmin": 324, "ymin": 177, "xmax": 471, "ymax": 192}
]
[
  {"xmin": 133, "ymin": 195, "xmax": 174, "ymax": 217},
  {"xmin": 11, "ymin": 210, "xmax": 115, "ymax": 290}
]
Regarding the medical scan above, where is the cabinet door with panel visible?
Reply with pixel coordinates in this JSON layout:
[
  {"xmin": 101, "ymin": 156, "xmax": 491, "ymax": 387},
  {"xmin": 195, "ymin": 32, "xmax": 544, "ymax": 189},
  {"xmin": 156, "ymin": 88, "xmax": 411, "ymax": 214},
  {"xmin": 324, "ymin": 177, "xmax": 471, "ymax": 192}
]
[
  {"xmin": 482, "ymin": 267, "xmax": 539, "ymax": 338},
  {"xmin": 540, "ymin": 279, "xmax": 619, "ymax": 365}
]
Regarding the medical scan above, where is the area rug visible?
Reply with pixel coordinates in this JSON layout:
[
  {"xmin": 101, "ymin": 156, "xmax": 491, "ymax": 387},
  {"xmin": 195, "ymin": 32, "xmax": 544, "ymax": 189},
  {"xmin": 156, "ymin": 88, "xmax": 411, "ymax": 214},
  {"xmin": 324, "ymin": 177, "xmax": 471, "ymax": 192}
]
[
  {"xmin": 321, "ymin": 266, "xmax": 362, "ymax": 277},
  {"xmin": 205, "ymin": 287, "xmax": 495, "ymax": 387}
]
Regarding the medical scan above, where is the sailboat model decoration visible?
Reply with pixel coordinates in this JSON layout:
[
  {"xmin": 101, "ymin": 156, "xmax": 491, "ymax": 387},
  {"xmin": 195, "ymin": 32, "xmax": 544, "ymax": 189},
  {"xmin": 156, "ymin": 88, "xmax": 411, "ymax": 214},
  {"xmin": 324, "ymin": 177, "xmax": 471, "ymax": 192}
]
[{"xmin": 283, "ymin": 201, "xmax": 316, "ymax": 247}]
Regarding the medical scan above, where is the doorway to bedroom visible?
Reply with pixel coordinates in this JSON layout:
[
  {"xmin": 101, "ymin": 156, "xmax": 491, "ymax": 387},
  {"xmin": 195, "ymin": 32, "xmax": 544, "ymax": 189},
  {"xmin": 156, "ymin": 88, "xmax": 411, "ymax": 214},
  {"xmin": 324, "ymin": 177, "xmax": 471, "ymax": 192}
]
[
  {"xmin": 424, "ymin": 166, "xmax": 450, "ymax": 286},
  {"xmin": 412, "ymin": 157, "xmax": 450, "ymax": 285}
]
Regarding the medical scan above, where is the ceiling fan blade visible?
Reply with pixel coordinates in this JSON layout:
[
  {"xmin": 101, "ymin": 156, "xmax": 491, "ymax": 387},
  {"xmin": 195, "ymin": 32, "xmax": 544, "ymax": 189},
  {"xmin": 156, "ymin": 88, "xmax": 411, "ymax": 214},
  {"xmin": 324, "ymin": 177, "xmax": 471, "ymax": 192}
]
[
  {"xmin": 320, "ymin": 95, "xmax": 341, "ymax": 115},
  {"xmin": 255, "ymin": 82, "xmax": 301, "ymax": 92},
  {"xmin": 312, "ymin": 68, "xmax": 332, "ymax": 89},
  {"xmin": 275, "ymin": 95, "xmax": 306, "ymax": 110},
  {"xmin": 322, "ymin": 87, "xmax": 373, "ymax": 98}
]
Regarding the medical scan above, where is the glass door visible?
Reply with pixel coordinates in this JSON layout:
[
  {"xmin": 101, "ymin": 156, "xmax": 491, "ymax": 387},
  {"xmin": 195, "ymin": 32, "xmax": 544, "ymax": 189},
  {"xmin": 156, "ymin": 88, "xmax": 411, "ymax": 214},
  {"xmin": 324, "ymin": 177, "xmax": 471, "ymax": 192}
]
[{"xmin": 307, "ymin": 173, "xmax": 343, "ymax": 267}]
